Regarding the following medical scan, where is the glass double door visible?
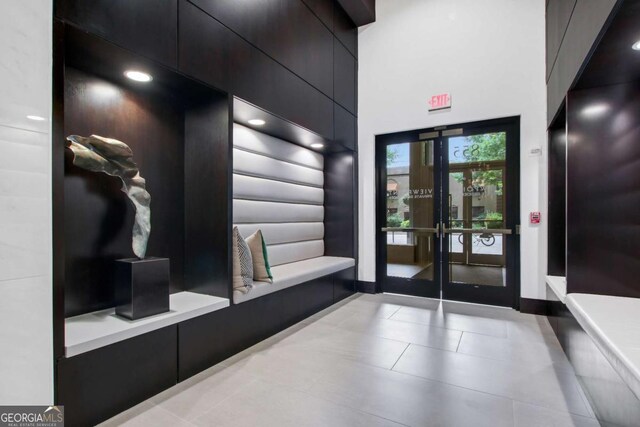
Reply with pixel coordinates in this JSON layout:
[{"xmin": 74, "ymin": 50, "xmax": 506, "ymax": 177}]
[{"xmin": 377, "ymin": 118, "xmax": 519, "ymax": 307}]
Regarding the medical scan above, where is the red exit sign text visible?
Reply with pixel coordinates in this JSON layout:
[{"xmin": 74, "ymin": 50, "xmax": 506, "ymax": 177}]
[{"xmin": 428, "ymin": 93, "xmax": 451, "ymax": 111}]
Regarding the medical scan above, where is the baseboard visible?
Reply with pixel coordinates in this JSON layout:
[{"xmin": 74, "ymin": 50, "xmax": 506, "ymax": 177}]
[
  {"xmin": 519, "ymin": 298, "xmax": 549, "ymax": 315},
  {"xmin": 356, "ymin": 280, "xmax": 376, "ymax": 294}
]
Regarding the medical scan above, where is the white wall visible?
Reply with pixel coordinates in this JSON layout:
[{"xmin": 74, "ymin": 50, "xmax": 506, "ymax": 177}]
[
  {"xmin": 0, "ymin": 0, "xmax": 53, "ymax": 404},
  {"xmin": 358, "ymin": 0, "xmax": 548, "ymax": 299}
]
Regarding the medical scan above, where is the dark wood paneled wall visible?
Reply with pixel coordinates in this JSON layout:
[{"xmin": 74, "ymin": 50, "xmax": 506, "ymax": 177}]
[
  {"xmin": 336, "ymin": 0, "xmax": 375, "ymax": 27},
  {"xmin": 545, "ymin": 0, "xmax": 619, "ymax": 125},
  {"xmin": 57, "ymin": 0, "xmax": 358, "ymax": 140},
  {"xmin": 547, "ymin": 112, "xmax": 566, "ymax": 277},
  {"xmin": 325, "ymin": 151, "xmax": 357, "ymax": 259},
  {"xmin": 184, "ymin": 99, "xmax": 231, "ymax": 298},
  {"xmin": 566, "ymin": 82, "xmax": 640, "ymax": 298},
  {"xmin": 56, "ymin": 0, "xmax": 359, "ymax": 314},
  {"xmin": 56, "ymin": 0, "xmax": 179, "ymax": 68}
]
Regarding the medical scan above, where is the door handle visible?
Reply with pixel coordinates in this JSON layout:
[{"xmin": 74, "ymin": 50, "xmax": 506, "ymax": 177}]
[
  {"xmin": 381, "ymin": 225, "xmax": 440, "ymax": 237},
  {"xmin": 442, "ymin": 226, "xmax": 512, "ymax": 235}
]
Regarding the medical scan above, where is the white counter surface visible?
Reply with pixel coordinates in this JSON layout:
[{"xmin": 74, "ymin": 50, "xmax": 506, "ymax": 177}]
[
  {"xmin": 65, "ymin": 291, "xmax": 229, "ymax": 357},
  {"xmin": 545, "ymin": 275, "xmax": 567, "ymax": 303}
]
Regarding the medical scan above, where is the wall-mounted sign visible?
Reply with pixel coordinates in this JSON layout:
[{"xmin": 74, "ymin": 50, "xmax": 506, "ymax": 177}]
[
  {"xmin": 530, "ymin": 211, "xmax": 541, "ymax": 224},
  {"xmin": 428, "ymin": 93, "xmax": 451, "ymax": 111}
]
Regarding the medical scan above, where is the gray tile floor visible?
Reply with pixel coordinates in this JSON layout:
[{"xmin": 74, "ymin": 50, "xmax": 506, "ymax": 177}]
[{"xmin": 100, "ymin": 294, "xmax": 600, "ymax": 427}]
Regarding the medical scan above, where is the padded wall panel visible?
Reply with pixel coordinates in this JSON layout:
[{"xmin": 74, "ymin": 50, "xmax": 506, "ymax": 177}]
[
  {"xmin": 234, "ymin": 124, "xmax": 323, "ymax": 170},
  {"xmin": 233, "ymin": 174, "xmax": 324, "ymax": 205},
  {"xmin": 233, "ymin": 200, "xmax": 324, "ymax": 223},
  {"xmin": 233, "ymin": 126, "xmax": 326, "ymax": 267},
  {"xmin": 233, "ymin": 148, "xmax": 323, "ymax": 187},
  {"xmin": 267, "ymin": 240, "xmax": 325, "ymax": 266},
  {"xmin": 235, "ymin": 222, "xmax": 324, "ymax": 245}
]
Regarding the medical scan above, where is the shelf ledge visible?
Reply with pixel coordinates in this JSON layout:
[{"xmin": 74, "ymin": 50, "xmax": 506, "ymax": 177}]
[
  {"xmin": 65, "ymin": 291, "xmax": 229, "ymax": 357},
  {"xmin": 545, "ymin": 275, "xmax": 567, "ymax": 303}
]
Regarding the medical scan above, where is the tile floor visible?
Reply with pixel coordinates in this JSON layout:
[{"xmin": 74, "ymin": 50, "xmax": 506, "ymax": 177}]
[{"xmin": 100, "ymin": 293, "xmax": 600, "ymax": 427}]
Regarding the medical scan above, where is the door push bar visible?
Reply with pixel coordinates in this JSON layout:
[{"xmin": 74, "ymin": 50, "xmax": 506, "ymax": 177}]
[
  {"xmin": 381, "ymin": 223, "xmax": 440, "ymax": 237},
  {"xmin": 441, "ymin": 225, "xmax": 513, "ymax": 235}
]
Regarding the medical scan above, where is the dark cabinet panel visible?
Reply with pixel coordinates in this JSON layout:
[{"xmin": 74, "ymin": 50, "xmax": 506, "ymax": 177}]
[
  {"xmin": 567, "ymin": 82, "xmax": 640, "ymax": 298},
  {"xmin": 547, "ymin": 123, "xmax": 567, "ymax": 277},
  {"xmin": 58, "ymin": 326, "xmax": 177, "ymax": 427},
  {"xmin": 546, "ymin": 0, "xmax": 576, "ymax": 81},
  {"xmin": 178, "ymin": 295, "xmax": 280, "ymax": 380},
  {"xmin": 302, "ymin": 0, "xmax": 334, "ymax": 31},
  {"xmin": 281, "ymin": 277, "xmax": 334, "ymax": 325},
  {"xmin": 179, "ymin": 0, "xmax": 233, "ymax": 91},
  {"xmin": 179, "ymin": 277, "xmax": 335, "ymax": 381},
  {"xmin": 325, "ymin": 151, "xmax": 356, "ymax": 258},
  {"xmin": 56, "ymin": 0, "xmax": 178, "ymax": 68},
  {"xmin": 232, "ymin": 36, "xmax": 334, "ymax": 139},
  {"xmin": 334, "ymin": 37, "xmax": 357, "ymax": 114},
  {"xmin": 334, "ymin": 103, "xmax": 356, "ymax": 151},
  {"xmin": 334, "ymin": 1, "xmax": 358, "ymax": 57},
  {"xmin": 185, "ymin": 97, "xmax": 231, "ymax": 299},
  {"xmin": 190, "ymin": 0, "xmax": 334, "ymax": 97},
  {"xmin": 334, "ymin": 266, "xmax": 356, "ymax": 302}
]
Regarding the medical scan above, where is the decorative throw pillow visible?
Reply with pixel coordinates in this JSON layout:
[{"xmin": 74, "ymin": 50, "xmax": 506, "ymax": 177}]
[
  {"xmin": 245, "ymin": 230, "xmax": 273, "ymax": 283},
  {"xmin": 232, "ymin": 226, "xmax": 253, "ymax": 293}
]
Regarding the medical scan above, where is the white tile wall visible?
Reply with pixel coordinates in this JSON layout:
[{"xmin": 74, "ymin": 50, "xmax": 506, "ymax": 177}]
[{"xmin": 0, "ymin": 0, "xmax": 53, "ymax": 405}]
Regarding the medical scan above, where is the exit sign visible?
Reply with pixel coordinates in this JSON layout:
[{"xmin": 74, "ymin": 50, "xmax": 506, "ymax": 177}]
[{"xmin": 428, "ymin": 93, "xmax": 451, "ymax": 111}]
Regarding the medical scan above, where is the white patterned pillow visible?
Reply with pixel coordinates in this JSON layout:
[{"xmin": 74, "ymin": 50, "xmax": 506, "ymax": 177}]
[{"xmin": 232, "ymin": 226, "xmax": 253, "ymax": 293}]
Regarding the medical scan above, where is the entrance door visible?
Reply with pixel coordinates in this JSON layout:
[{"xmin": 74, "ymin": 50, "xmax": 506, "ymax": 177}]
[
  {"xmin": 377, "ymin": 138, "xmax": 441, "ymax": 298},
  {"xmin": 376, "ymin": 117, "xmax": 520, "ymax": 308}
]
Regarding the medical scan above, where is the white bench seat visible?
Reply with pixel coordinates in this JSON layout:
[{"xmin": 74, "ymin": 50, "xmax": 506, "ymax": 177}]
[
  {"xmin": 234, "ymin": 256, "xmax": 355, "ymax": 304},
  {"xmin": 566, "ymin": 293, "xmax": 640, "ymax": 400}
]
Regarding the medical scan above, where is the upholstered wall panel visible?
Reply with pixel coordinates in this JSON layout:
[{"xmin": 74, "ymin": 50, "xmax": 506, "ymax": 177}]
[
  {"xmin": 233, "ymin": 148, "xmax": 323, "ymax": 187},
  {"xmin": 233, "ymin": 200, "xmax": 324, "ymax": 223},
  {"xmin": 236, "ymin": 223, "xmax": 324, "ymax": 245},
  {"xmin": 267, "ymin": 240, "xmax": 325, "ymax": 266},
  {"xmin": 233, "ymin": 125, "xmax": 327, "ymax": 266},
  {"xmin": 233, "ymin": 174, "xmax": 323, "ymax": 205},
  {"xmin": 233, "ymin": 124, "xmax": 323, "ymax": 170}
]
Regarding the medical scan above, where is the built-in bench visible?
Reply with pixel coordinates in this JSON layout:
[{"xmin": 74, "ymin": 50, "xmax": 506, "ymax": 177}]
[
  {"xmin": 232, "ymin": 123, "xmax": 355, "ymax": 304},
  {"xmin": 565, "ymin": 294, "xmax": 640, "ymax": 401},
  {"xmin": 546, "ymin": 283, "xmax": 640, "ymax": 426}
]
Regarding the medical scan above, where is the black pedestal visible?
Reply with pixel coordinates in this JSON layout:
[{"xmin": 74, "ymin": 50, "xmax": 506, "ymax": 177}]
[{"xmin": 115, "ymin": 257, "xmax": 170, "ymax": 320}]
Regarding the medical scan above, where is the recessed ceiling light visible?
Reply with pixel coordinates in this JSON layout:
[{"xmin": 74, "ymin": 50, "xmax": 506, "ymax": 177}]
[
  {"xmin": 248, "ymin": 119, "xmax": 266, "ymax": 126},
  {"xmin": 124, "ymin": 70, "xmax": 153, "ymax": 82},
  {"xmin": 310, "ymin": 143, "xmax": 324, "ymax": 149},
  {"xmin": 632, "ymin": 40, "xmax": 640, "ymax": 50},
  {"xmin": 26, "ymin": 115, "xmax": 46, "ymax": 121},
  {"xmin": 581, "ymin": 103, "xmax": 610, "ymax": 118}
]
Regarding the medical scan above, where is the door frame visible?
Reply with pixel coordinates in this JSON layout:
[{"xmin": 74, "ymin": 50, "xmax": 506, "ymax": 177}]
[
  {"xmin": 375, "ymin": 132, "xmax": 442, "ymax": 299},
  {"xmin": 375, "ymin": 116, "xmax": 521, "ymax": 309}
]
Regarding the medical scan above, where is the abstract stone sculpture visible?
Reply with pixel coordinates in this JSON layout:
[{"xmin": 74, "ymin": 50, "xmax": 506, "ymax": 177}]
[{"xmin": 66, "ymin": 135, "xmax": 151, "ymax": 259}]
